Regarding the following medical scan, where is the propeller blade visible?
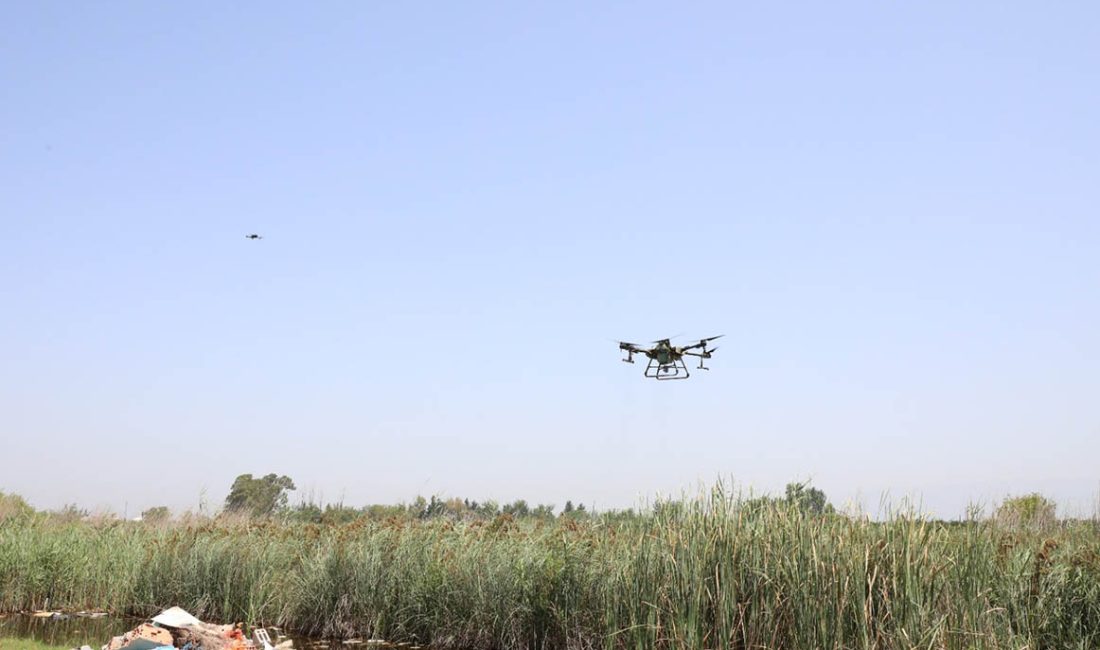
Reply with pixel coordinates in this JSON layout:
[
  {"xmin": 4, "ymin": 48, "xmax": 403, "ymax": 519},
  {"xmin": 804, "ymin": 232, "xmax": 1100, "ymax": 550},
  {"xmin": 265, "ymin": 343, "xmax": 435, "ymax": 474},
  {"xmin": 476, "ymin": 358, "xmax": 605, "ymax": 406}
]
[
  {"xmin": 700, "ymin": 335, "xmax": 724, "ymax": 343},
  {"xmin": 651, "ymin": 333, "xmax": 684, "ymax": 344}
]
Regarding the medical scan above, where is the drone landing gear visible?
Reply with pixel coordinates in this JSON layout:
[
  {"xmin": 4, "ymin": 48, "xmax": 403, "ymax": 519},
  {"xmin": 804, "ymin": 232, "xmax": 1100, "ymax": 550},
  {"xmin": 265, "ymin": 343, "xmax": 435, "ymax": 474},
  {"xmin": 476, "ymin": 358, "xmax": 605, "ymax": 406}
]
[{"xmin": 644, "ymin": 357, "xmax": 690, "ymax": 380}]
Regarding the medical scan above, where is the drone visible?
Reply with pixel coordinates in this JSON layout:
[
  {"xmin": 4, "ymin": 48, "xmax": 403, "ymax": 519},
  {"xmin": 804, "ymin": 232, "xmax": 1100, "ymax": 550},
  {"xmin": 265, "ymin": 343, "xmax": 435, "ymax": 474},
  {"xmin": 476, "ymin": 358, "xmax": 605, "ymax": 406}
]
[
  {"xmin": 245, "ymin": 233, "xmax": 263, "ymax": 240},
  {"xmin": 618, "ymin": 336, "xmax": 722, "ymax": 380}
]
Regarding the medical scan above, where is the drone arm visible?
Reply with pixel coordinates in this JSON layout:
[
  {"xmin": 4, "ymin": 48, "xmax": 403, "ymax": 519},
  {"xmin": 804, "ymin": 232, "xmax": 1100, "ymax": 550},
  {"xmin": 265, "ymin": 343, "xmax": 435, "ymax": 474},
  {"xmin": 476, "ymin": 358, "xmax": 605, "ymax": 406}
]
[
  {"xmin": 681, "ymin": 335, "xmax": 723, "ymax": 352},
  {"xmin": 683, "ymin": 346, "xmax": 718, "ymax": 358},
  {"xmin": 682, "ymin": 347, "xmax": 718, "ymax": 370},
  {"xmin": 619, "ymin": 343, "xmax": 650, "ymax": 364}
]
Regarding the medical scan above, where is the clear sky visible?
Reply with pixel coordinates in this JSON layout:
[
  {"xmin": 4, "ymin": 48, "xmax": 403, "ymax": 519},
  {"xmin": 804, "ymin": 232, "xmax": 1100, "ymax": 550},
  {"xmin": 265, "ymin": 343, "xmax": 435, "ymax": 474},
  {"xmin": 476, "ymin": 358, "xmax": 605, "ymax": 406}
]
[{"xmin": 2, "ymin": 2, "xmax": 1097, "ymax": 519}]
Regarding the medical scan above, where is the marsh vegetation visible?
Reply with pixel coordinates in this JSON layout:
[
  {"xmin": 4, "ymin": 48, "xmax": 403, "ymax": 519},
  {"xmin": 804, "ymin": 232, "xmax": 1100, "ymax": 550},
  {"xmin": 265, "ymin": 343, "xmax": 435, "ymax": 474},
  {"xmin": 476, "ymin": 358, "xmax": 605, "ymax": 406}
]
[{"xmin": 2, "ymin": 485, "xmax": 1098, "ymax": 649}]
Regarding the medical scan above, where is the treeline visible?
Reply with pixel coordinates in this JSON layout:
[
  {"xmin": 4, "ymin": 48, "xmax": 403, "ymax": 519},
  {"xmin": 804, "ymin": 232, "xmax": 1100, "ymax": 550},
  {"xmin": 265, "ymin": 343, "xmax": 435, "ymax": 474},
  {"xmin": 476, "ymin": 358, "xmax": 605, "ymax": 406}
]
[
  {"xmin": 182, "ymin": 474, "xmax": 839, "ymax": 524},
  {"xmin": 203, "ymin": 474, "xmax": 1086, "ymax": 533},
  {"xmin": 216, "ymin": 472, "xmax": 593, "ymax": 524},
  {"xmin": 286, "ymin": 495, "xmax": 584, "ymax": 526},
  {"xmin": 0, "ymin": 478, "xmax": 1079, "ymax": 534}
]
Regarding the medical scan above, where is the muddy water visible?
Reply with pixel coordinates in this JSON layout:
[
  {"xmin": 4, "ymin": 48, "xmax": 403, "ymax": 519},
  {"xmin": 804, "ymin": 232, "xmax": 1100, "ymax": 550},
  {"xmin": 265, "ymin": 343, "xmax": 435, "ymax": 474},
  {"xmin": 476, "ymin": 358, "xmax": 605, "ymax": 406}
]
[{"xmin": 0, "ymin": 614, "xmax": 137, "ymax": 648}]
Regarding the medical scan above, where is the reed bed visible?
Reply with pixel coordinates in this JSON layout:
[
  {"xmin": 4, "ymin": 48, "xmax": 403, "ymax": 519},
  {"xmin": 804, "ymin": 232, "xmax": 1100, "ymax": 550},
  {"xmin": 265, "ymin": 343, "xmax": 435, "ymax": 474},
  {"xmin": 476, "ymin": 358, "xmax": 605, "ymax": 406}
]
[{"xmin": 2, "ymin": 491, "xmax": 1098, "ymax": 650}]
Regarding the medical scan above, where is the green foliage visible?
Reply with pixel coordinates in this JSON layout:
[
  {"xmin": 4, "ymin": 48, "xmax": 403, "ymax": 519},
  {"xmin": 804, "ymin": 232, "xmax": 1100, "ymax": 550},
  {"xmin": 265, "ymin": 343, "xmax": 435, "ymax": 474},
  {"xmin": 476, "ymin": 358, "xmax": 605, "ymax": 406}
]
[
  {"xmin": 285, "ymin": 494, "xmax": 559, "ymax": 525},
  {"xmin": 0, "ymin": 638, "xmax": 72, "ymax": 650},
  {"xmin": 472, "ymin": 499, "xmax": 500, "ymax": 518},
  {"xmin": 0, "ymin": 492, "xmax": 34, "ymax": 521},
  {"xmin": 2, "ymin": 487, "xmax": 1099, "ymax": 649},
  {"xmin": 224, "ymin": 473, "xmax": 296, "ymax": 517},
  {"xmin": 140, "ymin": 506, "xmax": 170, "ymax": 523},
  {"xmin": 784, "ymin": 480, "xmax": 834, "ymax": 514},
  {"xmin": 501, "ymin": 500, "xmax": 530, "ymax": 517},
  {"xmin": 530, "ymin": 503, "xmax": 555, "ymax": 520},
  {"xmin": 560, "ymin": 501, "xmax": 588, "ymax": 520},
  {"xmin": 288, "ymin": 501, "xmax": 365, "ymax": 525},
  {"xmin": 417, "ymin": 495, "xmax": 447, "ymax": 519},
  {"xmin": 997, "ymin": 492, "xmax": 1058, "ymax": 531}
]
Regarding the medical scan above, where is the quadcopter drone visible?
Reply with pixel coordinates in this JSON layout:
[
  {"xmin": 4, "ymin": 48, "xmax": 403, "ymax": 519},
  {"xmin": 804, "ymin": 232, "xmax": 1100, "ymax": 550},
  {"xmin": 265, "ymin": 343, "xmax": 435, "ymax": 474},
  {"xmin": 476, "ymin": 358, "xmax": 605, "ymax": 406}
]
[{"xmin": 618, "ymin": 336, "xmax": 722, "ymax": 380}]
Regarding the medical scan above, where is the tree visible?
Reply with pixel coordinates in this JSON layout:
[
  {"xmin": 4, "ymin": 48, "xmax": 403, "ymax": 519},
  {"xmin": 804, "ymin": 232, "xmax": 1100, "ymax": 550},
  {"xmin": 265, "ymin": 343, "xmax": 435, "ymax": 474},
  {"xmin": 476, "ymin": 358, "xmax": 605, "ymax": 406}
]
[
  {"xmin": 476, "ymin": 500, "xmax": 501, "ymax": 518},
  {"xmin": 996, "ymin": 493, "xmax": 1057, "ymax": 531},
  {"xmin": 444, "ymin": 498, "xmax": 468, "ymax": 519},
  {"xmin": 290, "ymin": 501, "xmax": 324, "ymax": 524},
  {"xmin": 224, "ymin": 473, "xmax": 296, "ymax": 517},
  {"xmin": 502, "ymin": 499, "xmax": 530, "ymax": 517},
  {"xmin": 561, "ymin": 501, "xmax": 588, "ymax": 520},
  {"xmin": 141, "ymin": 506, "xmax": 170, "ymax": 522},
  {"xmin": 0, "ymin": 491, "xmax": 34, "ymax": 521},
  {"xmin": 531, "ymin": 503, "xmax": 555, "ymax": 519},
  {"xmin": 416, "ymin": 495, "xmax": 448, "ymax": 519},
  {"xmin": 785, "ymin": 481, "xmax": 833, "ymax": 515}
]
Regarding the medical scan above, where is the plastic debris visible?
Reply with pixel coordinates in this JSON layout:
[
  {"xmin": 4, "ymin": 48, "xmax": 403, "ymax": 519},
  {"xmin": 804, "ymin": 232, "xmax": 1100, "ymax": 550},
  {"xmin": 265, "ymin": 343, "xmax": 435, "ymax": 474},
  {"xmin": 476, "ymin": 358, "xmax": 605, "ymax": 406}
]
[
  {"xmin": 106, "ymin": 623, "xmax": 174, "ymax": 650},
  {"xmin": 93, "ymin": 609, "xmax": 293, "ymax": 650},
  {"xmin": 152, "ymin": 607, "xmax": 204, "ymax": 629},
  {"xmin": 253, "ymin": 629, "xmax": 274, "ymax": 650}
]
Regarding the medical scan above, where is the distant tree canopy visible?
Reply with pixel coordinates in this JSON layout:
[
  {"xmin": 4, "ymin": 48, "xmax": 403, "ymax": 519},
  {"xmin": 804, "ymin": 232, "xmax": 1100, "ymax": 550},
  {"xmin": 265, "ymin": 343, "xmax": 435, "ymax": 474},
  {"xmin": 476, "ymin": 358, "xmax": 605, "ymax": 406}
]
[
  {"xmin": 0, "ymin": 491, "xmax": 34, "ymax": 521},
  {"xmin": 502, "ymin": 499, "xmax": 531, "ymax": 518},
  {"xmin": 996, "ymin": 493, "xmax": 1057, "ymax": 530},
  {"xmin": 51, "ymin": 503, "xmax": 89, "ymax": 522},
  {"xmin": 281, "ymin": 494, "xmax": 585, "ymax": 524},
  {"xmin": 782, "ymin": 481, "xmax": 835, "ymax": 515},
  {"xmin": 141, "ymin": 506, "xmax": 171, "ymax": 522},
  {"xmin": 224, "ymin": 473, "xmax": 296, "ymax": 517}
]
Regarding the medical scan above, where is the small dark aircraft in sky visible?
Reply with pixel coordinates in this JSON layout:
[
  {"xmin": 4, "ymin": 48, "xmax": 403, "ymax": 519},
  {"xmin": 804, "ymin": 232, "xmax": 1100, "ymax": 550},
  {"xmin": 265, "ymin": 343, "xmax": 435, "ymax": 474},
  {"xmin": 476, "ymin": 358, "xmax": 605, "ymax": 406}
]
[
  {"xmin": 245, "ymin": 234, "xmax": 263, "ymax": 240},
  {"xmin": 618, "ymin": 336, "xmax": 722, "ymax": 380}
]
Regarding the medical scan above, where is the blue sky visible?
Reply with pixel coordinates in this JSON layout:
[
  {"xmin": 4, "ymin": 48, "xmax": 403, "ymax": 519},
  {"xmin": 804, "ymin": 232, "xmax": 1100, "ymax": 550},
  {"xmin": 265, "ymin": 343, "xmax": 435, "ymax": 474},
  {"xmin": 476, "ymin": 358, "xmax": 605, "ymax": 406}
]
[{"xmin": 2, "ymin": 2, "xmax": 1097, "ymax": 518}]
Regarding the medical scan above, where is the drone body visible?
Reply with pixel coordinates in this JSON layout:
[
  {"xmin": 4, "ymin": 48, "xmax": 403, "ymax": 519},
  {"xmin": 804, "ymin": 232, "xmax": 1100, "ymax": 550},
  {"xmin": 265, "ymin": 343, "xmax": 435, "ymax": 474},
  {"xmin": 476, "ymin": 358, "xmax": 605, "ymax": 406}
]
[
  {"xmin": 245, "ymin": 233, "xmax": 263, "ymax": 240},
  {"xmin": 618, "ymin": 336, "xmax": 722, "ymax": 380}
]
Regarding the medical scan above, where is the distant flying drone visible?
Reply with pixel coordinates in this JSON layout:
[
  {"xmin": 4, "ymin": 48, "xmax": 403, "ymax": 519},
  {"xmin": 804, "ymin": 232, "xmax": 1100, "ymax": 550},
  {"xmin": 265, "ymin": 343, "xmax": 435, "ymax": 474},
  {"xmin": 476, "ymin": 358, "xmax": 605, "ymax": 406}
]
[
  {"xmin": 245, "ymin": 233, "xmax": 263, "ymax": 240},
  {"xmin": 618, "ymin": 336, "xmax": 723, "ymax": 380}
]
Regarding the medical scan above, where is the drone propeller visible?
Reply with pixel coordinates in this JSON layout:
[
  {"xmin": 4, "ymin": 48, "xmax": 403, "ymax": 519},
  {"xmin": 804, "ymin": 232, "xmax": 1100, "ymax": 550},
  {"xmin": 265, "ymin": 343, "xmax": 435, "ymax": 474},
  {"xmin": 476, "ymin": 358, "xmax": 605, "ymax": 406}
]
[{"xmin": 681, "ymin": 335, "xmax": 724, "ymax": 352}]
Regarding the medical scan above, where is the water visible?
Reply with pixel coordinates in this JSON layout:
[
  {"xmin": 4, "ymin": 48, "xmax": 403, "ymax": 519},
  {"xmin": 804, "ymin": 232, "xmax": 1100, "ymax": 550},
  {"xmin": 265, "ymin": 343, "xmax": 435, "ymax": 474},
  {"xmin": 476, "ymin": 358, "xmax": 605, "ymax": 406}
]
[{"xmin": 0, "ymin": 614, "xmax": 137, "ymax": 649}]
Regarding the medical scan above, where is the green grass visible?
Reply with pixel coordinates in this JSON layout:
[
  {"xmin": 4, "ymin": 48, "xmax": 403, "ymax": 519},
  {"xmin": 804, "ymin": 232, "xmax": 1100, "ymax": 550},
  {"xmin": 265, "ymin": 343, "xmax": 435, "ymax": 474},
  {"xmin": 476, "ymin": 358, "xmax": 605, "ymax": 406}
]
[
  {"xmin": 2, "ymin": 488, "xmax": 1099, "ymax": 649},
  {"xmin": 0, "ymin": 638, "xmax": 71, "ymax": 650}
]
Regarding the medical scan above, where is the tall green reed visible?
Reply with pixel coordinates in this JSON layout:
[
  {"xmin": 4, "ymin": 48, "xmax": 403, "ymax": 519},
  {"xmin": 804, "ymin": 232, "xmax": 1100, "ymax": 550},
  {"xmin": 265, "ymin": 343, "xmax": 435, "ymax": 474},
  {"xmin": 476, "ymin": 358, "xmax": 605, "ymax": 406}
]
[{"xmin": 2, "ymin": 489, "xmax": 1097, "ymax": 649}]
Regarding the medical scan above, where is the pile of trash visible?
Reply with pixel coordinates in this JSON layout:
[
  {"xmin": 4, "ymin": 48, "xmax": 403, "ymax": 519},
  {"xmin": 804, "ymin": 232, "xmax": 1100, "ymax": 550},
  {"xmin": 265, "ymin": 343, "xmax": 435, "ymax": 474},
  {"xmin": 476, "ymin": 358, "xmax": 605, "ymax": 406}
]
[{"xmin": 81, "ymin": 608, "xmax": 292, "ymax": 650}]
